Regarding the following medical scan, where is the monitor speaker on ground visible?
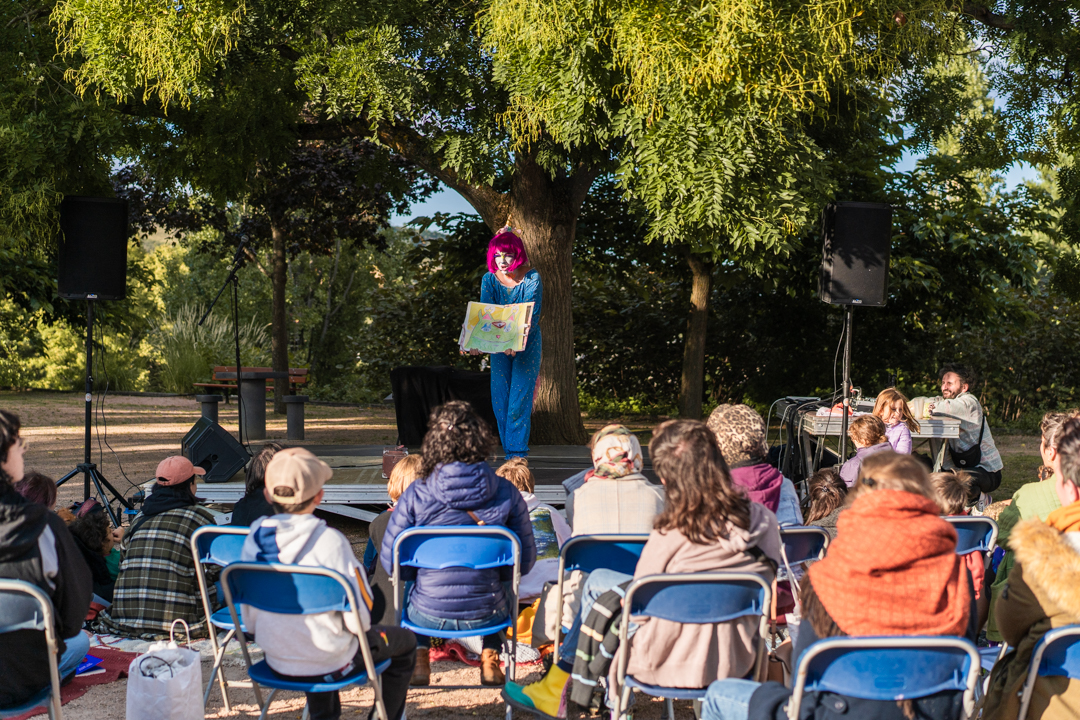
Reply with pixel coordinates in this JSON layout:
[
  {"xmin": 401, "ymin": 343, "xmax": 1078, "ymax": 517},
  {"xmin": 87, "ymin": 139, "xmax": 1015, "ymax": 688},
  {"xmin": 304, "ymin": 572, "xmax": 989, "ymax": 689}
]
[
  {"xmin": 182, "ymin": 418, "xmax": 249, "ymax": 483},
  {"xmin": 819, "ymin": 201, "xmax": 893, "ymax": 307},
  {"xmin": 58, "ymin": 196, "xmax": 129, "ymax": 300}
]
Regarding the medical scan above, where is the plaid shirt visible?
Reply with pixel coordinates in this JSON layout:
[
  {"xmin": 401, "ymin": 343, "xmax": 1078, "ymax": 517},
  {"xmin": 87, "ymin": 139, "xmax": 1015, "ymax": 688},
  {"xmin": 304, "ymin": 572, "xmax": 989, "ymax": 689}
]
[{"xmin": 93, "ymin": 506, "xmax": 218, "ymax": 640}]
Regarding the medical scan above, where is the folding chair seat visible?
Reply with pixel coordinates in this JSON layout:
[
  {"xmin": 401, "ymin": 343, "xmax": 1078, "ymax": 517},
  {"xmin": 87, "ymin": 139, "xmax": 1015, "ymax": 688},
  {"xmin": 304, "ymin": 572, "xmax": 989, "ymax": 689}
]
[
  {"xmin": 1017, "ymin": 624, "xmax": 1080, "ymax": 720},
  {"xmin": 554, "ymin": 534, "xmax": 649, "ymax": 655},
  {"xmin": 391, "ymin": 526, "xmax": 522, "ymax": 718},
  {"xmin": 0, "ymin": 580, "xmax": 64, "ymax": 720},
  {"xmin": 614, "ymin": 571, "xmax": 772, "ymax": 719},
  {"xmin": 189, "ymin": 525, "xmax": 250, "ymax": 711},
  {"xmin": 787, "ymin": 636, "xmax": 981, "ymax": 720},
  {"xmin": 221, "ymin": 562, "xmax": 392, "ymax": 720},
  {"xmin": 943, "ymin": 515, "xmax": 999, "ymax": 554},
  {"xmin": 778, "ymin": 526, "xmax": 830, "ymax": 566}
]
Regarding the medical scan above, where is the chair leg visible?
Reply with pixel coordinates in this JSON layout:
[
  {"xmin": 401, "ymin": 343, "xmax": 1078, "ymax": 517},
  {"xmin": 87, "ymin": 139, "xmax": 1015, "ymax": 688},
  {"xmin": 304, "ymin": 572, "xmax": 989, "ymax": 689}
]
[
  {"xmin": 258, "ymin": 688, "xmax": 277, "ymax": 720},
  {"xmin": 370, "ymin": 674, "xmax": 390, "ymax": 720},
  {"xmin": 205, "ymin": 628, "xmax": 235, "ymax": 711},
  {"xmin": 693, "ymin": 699, "xmax": 703, "ymax": 720},
  {"xmin": 301, "ymin": 704, "xmax": 310, "ymax": 720},
  {"xmin": 664, "ymin": 697, "xmax": 675, "ymax": 720},
  {"xmin": 48, "ymin": 694, "xmax": 60, "ymax": 720}
]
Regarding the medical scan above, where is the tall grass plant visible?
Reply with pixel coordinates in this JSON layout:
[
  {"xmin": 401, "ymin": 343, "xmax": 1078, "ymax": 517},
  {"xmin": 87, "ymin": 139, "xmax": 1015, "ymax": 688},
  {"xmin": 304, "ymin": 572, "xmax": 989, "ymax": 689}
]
[{"xmin": 156, "ymin": 305, "xmax": 270, "ymax": 394}]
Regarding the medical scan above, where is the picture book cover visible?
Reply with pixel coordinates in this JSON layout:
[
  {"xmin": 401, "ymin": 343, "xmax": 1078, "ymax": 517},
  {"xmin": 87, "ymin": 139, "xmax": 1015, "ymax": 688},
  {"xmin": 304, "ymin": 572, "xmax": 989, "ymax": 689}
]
[{"xmin": 458, "ymin": 302, "xmax": 534, "ymax": 354}]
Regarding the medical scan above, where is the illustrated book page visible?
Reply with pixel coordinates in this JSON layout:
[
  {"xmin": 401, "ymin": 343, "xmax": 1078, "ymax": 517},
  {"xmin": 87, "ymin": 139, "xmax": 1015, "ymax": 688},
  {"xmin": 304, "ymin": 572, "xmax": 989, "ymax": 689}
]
[{"xmin": 458, "ymin": 301, "xmax": 534, "ymax": 354}]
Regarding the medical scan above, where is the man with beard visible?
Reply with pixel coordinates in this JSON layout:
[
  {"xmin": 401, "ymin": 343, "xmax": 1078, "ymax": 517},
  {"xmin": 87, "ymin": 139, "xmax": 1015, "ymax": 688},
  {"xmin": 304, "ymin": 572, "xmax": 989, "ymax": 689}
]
[{"xmin": 928, "ymin": 363, "xmax": 1003, "ymax": 509}]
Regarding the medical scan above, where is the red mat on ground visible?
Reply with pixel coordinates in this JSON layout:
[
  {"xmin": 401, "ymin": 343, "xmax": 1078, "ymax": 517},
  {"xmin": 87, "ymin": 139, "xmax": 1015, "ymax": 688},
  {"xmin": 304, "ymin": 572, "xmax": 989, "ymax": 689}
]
[
  {"xmin": 430, "ymin": 641, "xmax": 481, "ymax": 667},
  {"xmin": 9, "ymin": 646, "xmax": 137, "ymax": 720}
]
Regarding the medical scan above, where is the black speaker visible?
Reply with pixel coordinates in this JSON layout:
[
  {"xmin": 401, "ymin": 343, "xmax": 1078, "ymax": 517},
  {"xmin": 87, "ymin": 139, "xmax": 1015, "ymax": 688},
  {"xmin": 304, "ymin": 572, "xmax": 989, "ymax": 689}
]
[
  {"xmin": 182, "ymin": 418, "xmax": 249, "ymax": 483},
  {"xmin": 819, "ymin": 201, "xmax": 892, "ymax": 307},
  {"xmin": 58, "ymin": 196, "xmax": 129, "ymax": 300}
]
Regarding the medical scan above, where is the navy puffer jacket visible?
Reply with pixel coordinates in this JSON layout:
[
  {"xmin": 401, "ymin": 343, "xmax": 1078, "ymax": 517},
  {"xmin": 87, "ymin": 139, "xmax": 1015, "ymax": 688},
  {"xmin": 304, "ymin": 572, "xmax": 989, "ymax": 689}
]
[{"xmin": 380, "ymin": 461, "xmax": 537, "ymax": 620}]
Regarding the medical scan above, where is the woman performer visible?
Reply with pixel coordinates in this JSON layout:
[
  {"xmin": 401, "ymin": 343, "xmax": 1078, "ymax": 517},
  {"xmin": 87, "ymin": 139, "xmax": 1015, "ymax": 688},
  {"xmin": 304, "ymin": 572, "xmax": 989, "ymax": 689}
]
[{"xmin": 472, "ymin": 227, "xmax": 542, "ymax": 458}]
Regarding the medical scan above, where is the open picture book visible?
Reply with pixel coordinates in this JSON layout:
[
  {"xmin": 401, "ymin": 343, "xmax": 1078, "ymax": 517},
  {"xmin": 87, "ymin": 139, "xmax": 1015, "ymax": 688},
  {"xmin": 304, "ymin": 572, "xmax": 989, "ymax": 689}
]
[{"xmin": 458, "ymin": 301, "xmax": 535, "ymax": 354}]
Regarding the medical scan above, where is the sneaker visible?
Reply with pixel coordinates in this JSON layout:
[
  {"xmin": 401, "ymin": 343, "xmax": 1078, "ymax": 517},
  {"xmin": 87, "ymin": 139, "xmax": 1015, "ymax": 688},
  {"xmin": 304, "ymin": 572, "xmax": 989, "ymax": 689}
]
[{"xmin": 970, "ymin": 492, "xmax": 993, "ymax": 516}]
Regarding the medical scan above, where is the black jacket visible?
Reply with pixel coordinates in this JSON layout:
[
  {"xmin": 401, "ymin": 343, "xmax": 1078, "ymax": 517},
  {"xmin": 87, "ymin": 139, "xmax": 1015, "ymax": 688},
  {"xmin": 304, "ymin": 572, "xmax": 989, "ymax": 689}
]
[
  {"xmin": 229, "ymin": 490, "xmax": 273, "ymax": 528},
  {"xmin": 0, "ymin": 485, "xmax": 93, "ymax": 707}
]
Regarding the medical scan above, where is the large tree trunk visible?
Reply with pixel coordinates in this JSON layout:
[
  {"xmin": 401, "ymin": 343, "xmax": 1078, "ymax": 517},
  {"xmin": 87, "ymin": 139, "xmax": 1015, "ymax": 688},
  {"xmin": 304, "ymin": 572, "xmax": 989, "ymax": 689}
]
[
  {"xmin": 270, "ymin": 222, "xmax": 289, "ymax": 415},
  {"xmin": 678, "ymin": 252, "xmax": 714, "ymax": 419}
]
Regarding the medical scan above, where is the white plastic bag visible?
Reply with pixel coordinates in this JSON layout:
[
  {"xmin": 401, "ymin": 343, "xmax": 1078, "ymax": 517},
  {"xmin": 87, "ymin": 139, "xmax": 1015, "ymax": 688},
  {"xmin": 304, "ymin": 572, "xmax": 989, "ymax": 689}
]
[{"xmin": 126, "ymin": 620, "xmax": 203, "ymax": 720}]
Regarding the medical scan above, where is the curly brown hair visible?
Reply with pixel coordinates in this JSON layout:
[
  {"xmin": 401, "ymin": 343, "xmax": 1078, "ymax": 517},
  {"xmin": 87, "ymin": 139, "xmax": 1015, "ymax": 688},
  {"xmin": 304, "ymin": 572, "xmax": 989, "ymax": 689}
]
[
  {"xmin": 650, "ymin": 419, "xmax": 751, "ymax": 543},
  {"xmin": 69, "ymin": 507, "xmax": 111, "ymax": 555},
  {"xmin": 419, "ymin": 401, "xmax": 494, "ymax": 479}
]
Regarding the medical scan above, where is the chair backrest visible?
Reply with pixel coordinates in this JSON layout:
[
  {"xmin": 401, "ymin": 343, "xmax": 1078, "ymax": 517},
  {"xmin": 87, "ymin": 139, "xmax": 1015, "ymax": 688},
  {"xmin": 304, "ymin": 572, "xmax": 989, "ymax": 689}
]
[
  {"xmin": 943, "ymin": 516, "xmax": 998, "ymax": 554},
  {"xmin": 787, "ymin": 636, "xmax": 981, "ymax": 720},
  {"xmin": 779, "ymin": 526, "xmax": 831, "ymax": 565},
  {"xmin": 559, "ymin": 534, "xmax": 649, "ymax": 576},
  {"xmin": 0, "ymin": 580, "xmax": 61, "ymax": 714},
  {"xmin": 222, "ymin": 562, "xmax": 357, "ymax": 616},
  {"xmin": 1018, "ymin": 625, "xmax": 1080, "ymax": 720},
  {"xmin": 191, "ymin": 525, "xmax": 250, "ymax": 568},
  {"xmin": 392, "ymin": 526, "xmax": 521, "ymax": 572}
]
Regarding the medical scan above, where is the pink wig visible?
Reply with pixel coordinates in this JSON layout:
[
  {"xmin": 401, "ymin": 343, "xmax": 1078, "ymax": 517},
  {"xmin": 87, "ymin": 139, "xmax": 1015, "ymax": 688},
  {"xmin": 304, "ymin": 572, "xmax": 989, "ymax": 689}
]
[{"xmin": 486, "ymin": 231, "xmax": 528, "ymax": 273}]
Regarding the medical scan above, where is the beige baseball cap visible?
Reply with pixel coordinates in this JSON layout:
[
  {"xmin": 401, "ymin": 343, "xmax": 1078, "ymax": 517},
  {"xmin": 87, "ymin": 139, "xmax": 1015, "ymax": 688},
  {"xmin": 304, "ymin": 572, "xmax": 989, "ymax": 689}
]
[{"xmin": 264, "ymin": 448, "xmax": 332, "ymax": 504}]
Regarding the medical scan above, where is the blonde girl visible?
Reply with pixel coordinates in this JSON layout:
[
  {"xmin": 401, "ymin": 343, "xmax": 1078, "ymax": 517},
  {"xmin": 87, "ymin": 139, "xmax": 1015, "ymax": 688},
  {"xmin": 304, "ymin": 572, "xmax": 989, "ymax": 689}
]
[{"xmin": 873, "ymin": 388, "xmax": 920, "ymax": 454}]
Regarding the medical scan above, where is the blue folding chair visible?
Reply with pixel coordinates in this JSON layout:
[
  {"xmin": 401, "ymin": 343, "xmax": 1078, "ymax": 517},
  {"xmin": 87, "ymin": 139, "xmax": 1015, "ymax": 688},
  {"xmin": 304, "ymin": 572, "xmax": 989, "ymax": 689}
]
[
  {"xmin": 554, "ymin": 534, "xmax": 649, "ymax": 656},
  {"xmin": 614, "ymin": 571, "xmax": 773, "ymax": 719},
  {"xmin": 944, "ymin": 516, "xmax": 998, "ymax": 554},
  {"xmin": 189, "ymin": 524, "xmax": 250, "ymax": 711},
  {"xmin": 392, "ymin": 526, "xmax": 521, "ymax": 717},
  {"xmin": 221, "ymin": 562, "xmax": 391, "ymax": 720},
  {"xmin": 1017, "ymin": 624, "xmax": 1080, "ymax": 720},
  {"xmin": 779, "ymin": 526, "xmax": 830, "ymax": 566},
  {"xmin": 0, "ymin": 580, "xmax": 63, "ymax": 720},
  {"xmin": 787, "ymin": 636, "xmax": 981, "ymax": 720}
]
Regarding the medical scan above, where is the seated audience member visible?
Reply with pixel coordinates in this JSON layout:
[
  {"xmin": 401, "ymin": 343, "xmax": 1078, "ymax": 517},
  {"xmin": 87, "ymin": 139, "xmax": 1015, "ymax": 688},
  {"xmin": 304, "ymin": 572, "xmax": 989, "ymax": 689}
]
[
  {"xmin": 873, "ymin": 388, "xmax": 920, "ymax": 454},
  {"xmin": 381, "ymin": 400, "xmax": 536, "ymax": 687},
  {"xmin": 0, "ymin": 410, "xmax": 93, "ymax": 708},
  {"xmin": 927, "ymin": 363, "xmax": 1003, "ymax": 504},
  {"xmin": 504, "ymin": 419, "xmax": 781, "ymax": 718},
  {"xmin": 94, "ymin": 455, "xmax": 218, "ymax": 639},
  {"xmin": 242, "ymin": 448, "xmax": 416, "ymax": 720},
  {"xmin": 987, "ymin": 410, "xmax": 1079, "ymax": 642},
  {"xmin": 14, "ymin": 471, "xmax": 57, "ymax": 510},
  {"xmin": 703, "ymin": 451, "xmax": 976, "ymax": 720},
  {"xmin": 838, "ymin": 415, "xmax": 892, "ymax": 487},
  {"xmin": 802, "ymin": 468, "xmax": 847, "ymax": 538},
  {"xmin": 569, "ymin": 424, "xmax": 665, "ymax": 536},
  {"xmin": 497, "ymin": 458, "xmax": 571, "ymax": 602},
  {"xmin": 229, "ymin": 442, "xmax": 282, "ymax": 526},
  {"xmin": 933, "ymin": 469, "xmax": 989, "ymax": 629},
  {"xmin": 362, "ymin": 453, "xmax": 422, "ymax": 628},
  {"xmin": 707, "ymin": 404, "xmax": 802, "ymax": 525},
  {"xmin": 983, "ymin": 418, "xmax": 1080, "ymax": 720},
  {"xmin": 68, "ymin": 498, "xmax": 119, "ymax": 603}
]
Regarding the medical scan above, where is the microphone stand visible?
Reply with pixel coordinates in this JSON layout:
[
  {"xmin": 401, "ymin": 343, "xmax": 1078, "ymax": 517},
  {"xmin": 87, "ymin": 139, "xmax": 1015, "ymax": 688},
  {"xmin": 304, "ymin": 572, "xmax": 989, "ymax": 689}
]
[{"xmin": 200, "ymin": 238, "xmax": 251, "ymax": 450}]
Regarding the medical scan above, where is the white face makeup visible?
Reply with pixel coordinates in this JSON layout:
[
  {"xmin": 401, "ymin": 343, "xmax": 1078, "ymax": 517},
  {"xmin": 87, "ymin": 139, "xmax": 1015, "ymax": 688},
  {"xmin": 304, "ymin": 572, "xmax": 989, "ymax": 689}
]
[{"xmin": 494, "ymin": 251, "xmax": 516, "ymax": 273}]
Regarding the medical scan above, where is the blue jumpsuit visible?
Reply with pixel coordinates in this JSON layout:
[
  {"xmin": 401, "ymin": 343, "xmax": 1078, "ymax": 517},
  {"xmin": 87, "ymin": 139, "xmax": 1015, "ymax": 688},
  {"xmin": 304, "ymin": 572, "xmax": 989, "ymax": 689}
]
[{"xmin": 481, "ymin": 269, "xmax": 543, "ymax": 458}]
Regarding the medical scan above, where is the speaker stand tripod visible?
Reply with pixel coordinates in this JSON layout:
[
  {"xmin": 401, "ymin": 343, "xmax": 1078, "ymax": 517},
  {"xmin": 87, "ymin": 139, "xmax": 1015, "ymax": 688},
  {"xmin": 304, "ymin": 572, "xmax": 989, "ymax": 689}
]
[
  {"xmin": 55, "ymin": 300, "xmax": 135, "ymax": 528},
  {"xmin": 837, "ymin": 306, "xmax": 854, "ymax": 460}
]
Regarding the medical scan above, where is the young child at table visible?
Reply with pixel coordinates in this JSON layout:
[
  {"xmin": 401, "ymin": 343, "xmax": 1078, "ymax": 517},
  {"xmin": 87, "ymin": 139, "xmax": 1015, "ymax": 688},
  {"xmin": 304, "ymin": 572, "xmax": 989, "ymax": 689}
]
[
  {"xmin": 873, "ymin": 388, "xmax": 920, "ymax": 454},
  {"xmin": 839, "ymin": 415, "xmax": 892, "ymax": 487},
  {"xmin": 932, "ymin": 469, "xmax": 989, "ymax": 630}
]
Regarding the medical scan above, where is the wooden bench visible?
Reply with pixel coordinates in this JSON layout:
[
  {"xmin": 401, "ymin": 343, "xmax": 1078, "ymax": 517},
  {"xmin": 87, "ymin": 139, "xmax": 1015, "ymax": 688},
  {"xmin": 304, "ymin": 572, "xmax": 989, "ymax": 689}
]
[{"xmin": 193, "ymin": 366, "xmax": 309, "ymax": 402}]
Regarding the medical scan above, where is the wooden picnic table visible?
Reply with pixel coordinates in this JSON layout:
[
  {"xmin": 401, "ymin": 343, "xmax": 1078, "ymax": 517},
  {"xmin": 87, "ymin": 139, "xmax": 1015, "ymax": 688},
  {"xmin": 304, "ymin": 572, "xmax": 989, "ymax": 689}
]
[{"xmin": 799, "ymin": 412, "xmax": 961, "ymax": 474}]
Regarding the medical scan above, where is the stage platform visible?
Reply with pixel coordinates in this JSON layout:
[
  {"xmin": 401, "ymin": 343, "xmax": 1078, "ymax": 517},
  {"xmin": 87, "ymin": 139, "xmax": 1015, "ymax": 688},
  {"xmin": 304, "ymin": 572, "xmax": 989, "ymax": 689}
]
[{"xmin": 191, "ymin": 445, "xmax": 659, "ymax": 523}]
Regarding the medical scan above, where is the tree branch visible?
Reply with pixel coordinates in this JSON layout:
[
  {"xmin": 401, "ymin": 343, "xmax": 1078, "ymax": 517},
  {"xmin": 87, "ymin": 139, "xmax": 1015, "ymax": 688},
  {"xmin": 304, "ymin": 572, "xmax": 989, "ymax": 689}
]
[
  {"xmin": 296, "ymin": 118, "xmax": 508, "ymax": 227},
  {"xmin": 959, "ymin": 2, "xmax": 1015, "ymax": 30}
]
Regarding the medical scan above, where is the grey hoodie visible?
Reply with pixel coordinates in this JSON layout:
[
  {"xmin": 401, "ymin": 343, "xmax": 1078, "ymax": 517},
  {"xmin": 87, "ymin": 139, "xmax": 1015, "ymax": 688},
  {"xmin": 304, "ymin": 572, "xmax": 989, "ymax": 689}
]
[{"xmin": 241, "ymin": 513, "xmax": 373, "ymax": 676}]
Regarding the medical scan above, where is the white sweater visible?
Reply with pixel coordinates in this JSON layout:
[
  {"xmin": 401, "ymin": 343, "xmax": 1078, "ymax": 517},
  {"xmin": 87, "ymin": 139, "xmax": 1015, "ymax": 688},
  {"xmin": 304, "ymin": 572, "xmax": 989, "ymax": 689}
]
[{"xmin": 240, "ymin": 513, "xmax": 373, "ymax": 676}]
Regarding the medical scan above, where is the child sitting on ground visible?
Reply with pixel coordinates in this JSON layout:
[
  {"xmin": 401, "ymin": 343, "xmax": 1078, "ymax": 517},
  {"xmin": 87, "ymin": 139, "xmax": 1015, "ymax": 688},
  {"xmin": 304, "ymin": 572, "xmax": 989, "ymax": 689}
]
[
  {"xmin": 873, "ymin": 388, "xmax": 920, "ymax": 454},
  {"xmin": 363, "ymin": 453, "xmax": 423, "ymax": 628},
  {"xmin": 932, "ymin": 469, "xmax": 989, "ymax": 629},
  {"xmin": 497, "ymin": 458, "xmax": 571, "ymax": 602},
  {"xmin": 838, "ymin": 415, "xmax": 892, "ymax": 487},
  {"xmin": 242, "ymin": 448, "xmax": 417, "ymax": 720}
]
